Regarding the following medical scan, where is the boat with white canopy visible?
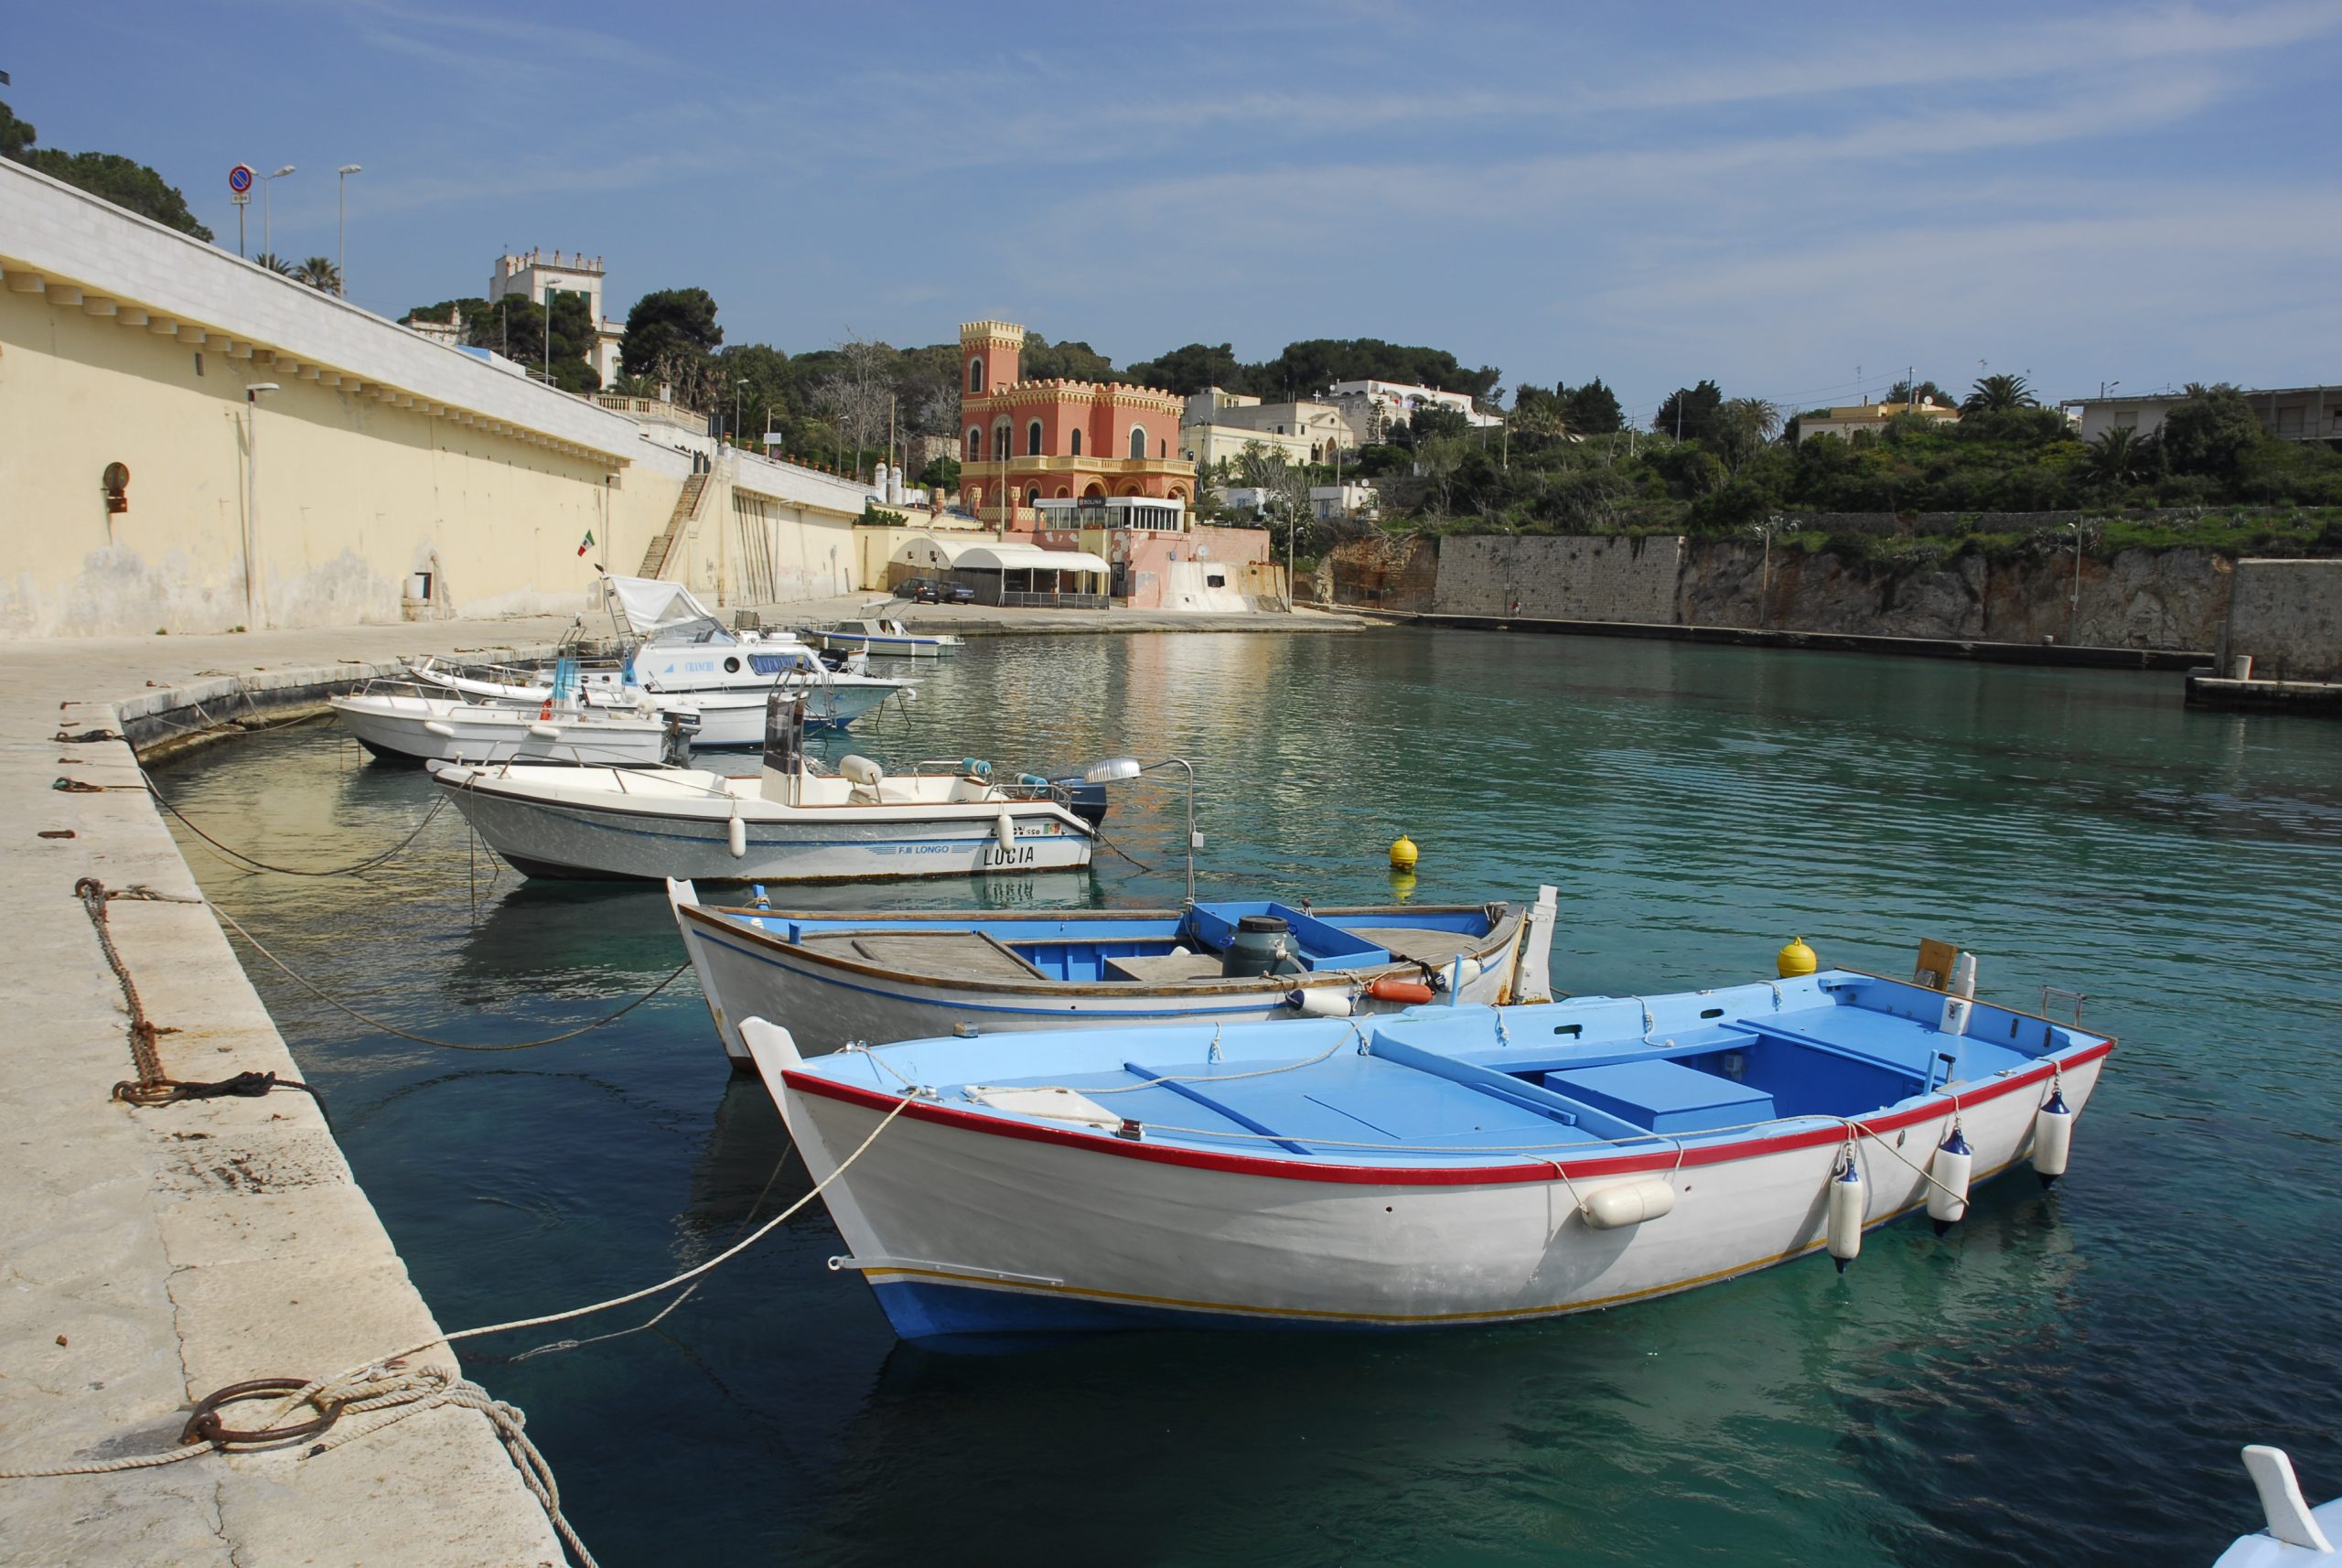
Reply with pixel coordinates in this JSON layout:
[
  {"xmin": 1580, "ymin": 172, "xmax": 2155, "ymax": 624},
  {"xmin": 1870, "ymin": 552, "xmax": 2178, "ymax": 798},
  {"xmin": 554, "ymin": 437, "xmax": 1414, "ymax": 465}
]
[{"xmin": 738, "ymin": 953, "xmax": 2112, "ymax": 1339}]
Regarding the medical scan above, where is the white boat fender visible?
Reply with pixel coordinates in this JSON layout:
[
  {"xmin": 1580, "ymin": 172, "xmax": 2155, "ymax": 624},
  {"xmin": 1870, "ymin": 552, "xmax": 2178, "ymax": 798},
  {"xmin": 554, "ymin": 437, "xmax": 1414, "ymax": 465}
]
[
  {"xmin": 1827, "ymin": 1152, "xmax": 1865, "ymax": 1273},
  {"xmin": 2032, "ymin": 1086, "xmax": 2074, "ymax": 1187},
  {"xmin": 994, "ymin": 811, "xmax": 1015, "ymax": 851},
  {"xmin": 1431, "ymin": 957, "xmax": 1485, "ymax": 993},
  {"xmin": 1286, "ymin": 987, "xmax": 1353, "ymax": 1018},
  {"xmin": 1579, "ymin": 1176, "xmax": 1675, "ymax": 1230},
  {"xmin": 839, "ymin": 754, "xmax": 886, "ymax": 787},
  {"xmin": 726, "ymin": 806, "xmax": 747, "ymax": 860},
  {"xmin": 1926, "ymin": 1123, "xmax": 1973, "ymax": 1234},
  {"xmin": 528, "ymin": 721, "xmax": 561, "ymax": 741},
  {"xmin": 423, "ymin": 719, "xmax": 457, "ymax": 738}
]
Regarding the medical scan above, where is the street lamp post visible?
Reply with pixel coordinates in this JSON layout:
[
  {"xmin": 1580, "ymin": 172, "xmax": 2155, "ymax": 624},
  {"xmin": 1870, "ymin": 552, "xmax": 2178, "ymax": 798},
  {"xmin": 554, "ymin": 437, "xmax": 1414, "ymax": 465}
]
[
  {"xmin": 259, "ymin": 165, "xmax": 295, "ymax": 260},
  {"xmin": 336, "ymin": 165, "xmax": 362, "ymax": 296},
  {"xmin": 243, "ymin": 383, "xmax": 282, "ymax": 630}
]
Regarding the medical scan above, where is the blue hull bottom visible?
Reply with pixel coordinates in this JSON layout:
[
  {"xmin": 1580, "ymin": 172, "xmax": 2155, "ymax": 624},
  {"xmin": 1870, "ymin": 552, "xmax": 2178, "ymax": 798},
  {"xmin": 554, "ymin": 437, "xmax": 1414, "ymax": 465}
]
[{"xmin": 872, "ymin": 1279, "xmax": 1392, "ymax": 1340}]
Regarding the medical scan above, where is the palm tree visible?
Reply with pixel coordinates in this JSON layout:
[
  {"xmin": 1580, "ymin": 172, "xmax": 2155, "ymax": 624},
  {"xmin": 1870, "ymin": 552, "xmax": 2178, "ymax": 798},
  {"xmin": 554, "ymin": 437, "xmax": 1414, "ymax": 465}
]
[
  {"xmin": 291, "ymin": 255, "xmax": 341, "ymax": 294},
  {"xmin": 251, "ymin": 251, "xmax": 294, "ymax": 276},
  {"xmin": 1961, "ymin": 373, "xmax": 2039, "ymax": 413},
  {"xmin": 2085, "ymin": 425, "xmax": 2151, "ymax": 488}
]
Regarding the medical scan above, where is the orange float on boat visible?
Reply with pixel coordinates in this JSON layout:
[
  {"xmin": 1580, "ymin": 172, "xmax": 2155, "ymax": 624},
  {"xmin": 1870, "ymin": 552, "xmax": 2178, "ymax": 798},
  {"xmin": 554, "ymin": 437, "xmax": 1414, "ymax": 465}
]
[{"xmin": 1363, "ymin": 976, "xmax": 1434, "ymax": 1004}]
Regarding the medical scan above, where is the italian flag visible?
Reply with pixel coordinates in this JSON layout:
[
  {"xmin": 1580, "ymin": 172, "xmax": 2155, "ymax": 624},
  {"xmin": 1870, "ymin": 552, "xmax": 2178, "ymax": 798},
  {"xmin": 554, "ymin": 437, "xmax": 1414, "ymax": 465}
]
[{"xmin": 576, "ymin": 529, "xmax": 596, "ymax": 558}]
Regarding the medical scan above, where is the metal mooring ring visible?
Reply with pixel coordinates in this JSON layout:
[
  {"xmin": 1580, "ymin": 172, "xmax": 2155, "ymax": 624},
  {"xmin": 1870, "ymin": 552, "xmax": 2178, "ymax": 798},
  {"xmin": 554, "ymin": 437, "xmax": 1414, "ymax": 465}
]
[{"xmin": 180, "ymin": 1378, "xmax": 346, "ymax": 1447}]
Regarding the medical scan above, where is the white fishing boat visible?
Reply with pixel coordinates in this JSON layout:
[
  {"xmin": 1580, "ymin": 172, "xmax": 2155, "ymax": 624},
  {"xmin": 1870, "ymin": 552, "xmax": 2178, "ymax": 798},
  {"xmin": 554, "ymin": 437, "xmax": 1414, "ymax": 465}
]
[
  {"xmin": 329, "ymin": 685, "xmax": 693, "ymax": 767},
  {"xmin": 669, "ymin": 883, "xmax": 1553, "ymax": 1068},
  {"xmin": 433, "ymin": 694, "xmax": 1095, "ymax": 883},
  {"xmin": 804, "ymin": 618, "xmax": 962, "ymax": 659},
  {"xmin": 2215, "ymin": 1447, "xmax": 2338, "ymax": 1566},
  {"xmin": 739, "ymin": 955, "xmax": 2113, "ymax": 1339}
]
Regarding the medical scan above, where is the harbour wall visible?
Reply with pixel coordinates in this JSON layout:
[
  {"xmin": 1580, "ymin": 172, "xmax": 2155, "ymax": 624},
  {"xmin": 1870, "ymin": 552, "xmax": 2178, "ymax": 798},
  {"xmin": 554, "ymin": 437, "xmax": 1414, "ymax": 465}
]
[
  {"xmin": 0, "ymin": 160, "xmax": 866, "ymax": 638},
  {"xmin": 1333, "ymin": 533, "xmax": 2257, "ymax": 656}
]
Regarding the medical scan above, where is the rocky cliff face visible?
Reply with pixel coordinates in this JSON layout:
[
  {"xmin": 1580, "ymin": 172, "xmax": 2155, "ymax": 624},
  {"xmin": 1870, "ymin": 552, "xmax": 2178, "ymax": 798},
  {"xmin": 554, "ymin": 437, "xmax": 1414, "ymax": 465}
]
[{"xmin": 1332, "ymin": 532, "xmax": 2237, "ymax": 652}]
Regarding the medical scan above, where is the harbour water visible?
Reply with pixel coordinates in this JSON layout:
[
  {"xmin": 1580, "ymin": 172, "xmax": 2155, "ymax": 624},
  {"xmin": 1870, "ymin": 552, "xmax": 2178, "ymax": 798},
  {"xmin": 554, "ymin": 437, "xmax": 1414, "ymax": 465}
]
[{"xmin": 156, "ymin": 628, "xmax": 2342, "ymax": 1566}]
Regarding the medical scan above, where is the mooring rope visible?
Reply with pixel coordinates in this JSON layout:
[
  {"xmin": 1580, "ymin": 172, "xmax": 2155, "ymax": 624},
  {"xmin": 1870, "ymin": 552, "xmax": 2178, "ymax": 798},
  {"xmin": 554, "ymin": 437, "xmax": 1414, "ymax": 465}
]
[
  {"xmin": 142, "ymin": 768, "xmax": 450, "ymax": 877},
  {"xmin": 207, "ymin": 903, "xmax": 691, "ymax": 1052},
  {"xmin": 0, "ymin": 1069, "xmax": 920, "ymax": 1568}
]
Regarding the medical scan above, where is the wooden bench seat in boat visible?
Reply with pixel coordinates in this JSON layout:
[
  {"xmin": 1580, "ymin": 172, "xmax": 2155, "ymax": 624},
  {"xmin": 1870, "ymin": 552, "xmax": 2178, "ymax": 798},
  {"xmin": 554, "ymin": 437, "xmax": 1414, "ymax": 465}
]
[
  {"xmin": 798, "ymin": 930, "xmax": 1045, "ymax": 982},
  {"xmin": 1338, "ymin": 927, "xmax": 1490, "ymax": 970},
  {"xmin": 1101, "ymin": 951, "xmax": 1229, "ymax": 983}
]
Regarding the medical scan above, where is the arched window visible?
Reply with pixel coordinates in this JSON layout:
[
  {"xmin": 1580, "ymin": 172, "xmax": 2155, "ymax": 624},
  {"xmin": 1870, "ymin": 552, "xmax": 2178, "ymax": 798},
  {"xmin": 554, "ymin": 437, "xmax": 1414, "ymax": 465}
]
[
  {"xmin": 1082, "ymin": 482, "xmax": 1106, "ymax": 498},
  {"xmin": 1129, "ymin": 425, "xmax": 1146, "ymax": 460},
  {"xmin": 1069, "ymin": 428, "xmax": 1082, "ymax": 457},
  {"xmin": 1026, "ymin": 419, "xmax": 1044, "ymax": 456},
  {"xmin": 1159, "ymin": 438, "xmax": 1167, "ymax": 457},
  {"xmin": 1026, "ymin": 487, "xmax": 1040, "ymax": 510},
  {"xmin": 994, "ymin": 422, "xmax": 1012, "ymax": 461},
  {"xmin": 966, "ymin": 426, "xmax": 982, "ymax": 461},
  {"xmin": 1053, "ymin": 486, "xmax": 1070, "ymax": 498},
  {"xmin": 967, "ymin": 356, "xmax": 984, "ymax": 392}
]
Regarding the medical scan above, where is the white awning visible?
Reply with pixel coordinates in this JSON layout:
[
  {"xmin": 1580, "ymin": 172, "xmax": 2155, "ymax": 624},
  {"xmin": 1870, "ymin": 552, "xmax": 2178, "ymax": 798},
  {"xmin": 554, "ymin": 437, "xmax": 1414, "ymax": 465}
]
[
  {"xmin": 951, "ymin": 542, "xmax": 1111, "ymax": 575},
  {"xmin": 602, "ymin": 575, "xmax": 725, "ymax": 636}
]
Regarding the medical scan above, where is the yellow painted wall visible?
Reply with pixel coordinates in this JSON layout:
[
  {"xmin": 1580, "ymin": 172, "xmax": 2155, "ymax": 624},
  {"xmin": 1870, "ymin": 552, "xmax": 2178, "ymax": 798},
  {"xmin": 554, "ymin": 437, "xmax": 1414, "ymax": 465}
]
[{"xmin": 0, "ymin": 285, "xmax": 685, "ymax": 637}]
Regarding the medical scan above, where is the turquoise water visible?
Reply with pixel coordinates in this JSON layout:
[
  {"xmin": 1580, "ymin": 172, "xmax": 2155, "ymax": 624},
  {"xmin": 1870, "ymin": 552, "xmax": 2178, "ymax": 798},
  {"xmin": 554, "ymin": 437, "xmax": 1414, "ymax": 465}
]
[{"xmin": 157, "ymin": 629, "xmax": 2342, "ymax": 1566}]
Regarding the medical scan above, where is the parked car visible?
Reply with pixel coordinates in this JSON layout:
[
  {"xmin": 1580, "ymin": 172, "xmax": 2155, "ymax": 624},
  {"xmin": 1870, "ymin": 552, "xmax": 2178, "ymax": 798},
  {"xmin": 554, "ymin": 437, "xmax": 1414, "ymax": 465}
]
[{"xmin": 897, "ymin": 577, "xmax": 975, "ymax": 605}]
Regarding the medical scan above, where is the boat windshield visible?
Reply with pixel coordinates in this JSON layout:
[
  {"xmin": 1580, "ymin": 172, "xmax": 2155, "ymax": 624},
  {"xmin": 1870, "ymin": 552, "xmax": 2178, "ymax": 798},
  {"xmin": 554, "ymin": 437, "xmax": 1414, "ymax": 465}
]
[{"xmin": 645, "ymin": 615, "xmax": 736, "ymax": 647}]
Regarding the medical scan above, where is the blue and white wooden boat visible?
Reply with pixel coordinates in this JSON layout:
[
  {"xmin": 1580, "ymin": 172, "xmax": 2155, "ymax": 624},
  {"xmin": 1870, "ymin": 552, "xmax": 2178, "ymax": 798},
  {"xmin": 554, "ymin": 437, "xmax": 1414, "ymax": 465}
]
[
  {"xmin": 670, "ymin": 883, "xmax": 1555, "ymax": 1067},
  {"xmin": 738, "ymin": 966, "xmax": 2112, "ymax": 1339},
  {"xmin": 2215, "ymin": 1447, "xmax": 2338, "ymax": 1566}
]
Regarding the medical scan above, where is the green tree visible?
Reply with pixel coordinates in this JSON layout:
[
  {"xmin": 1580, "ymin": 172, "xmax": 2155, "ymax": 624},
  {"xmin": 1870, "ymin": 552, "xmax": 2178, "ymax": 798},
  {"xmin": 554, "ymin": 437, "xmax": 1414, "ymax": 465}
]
[
  {"xmin": 1888, "ymin": 378, "xmax": 1951, "ymax": 407},
  {"xmin": 1653, "ymin": 380, "xmax": 1724, "ymax": 441},
  {"xmin": 1123, "ymin": 342, "xmax": 1241, "ymax": 394},
  {"xmin": 1404, "ymin": 403, "xmax": 1472, "ymax": 446},
  {"xmin": 1562, "ymin": 378, "xmax": 1624, "ymax": 435},
  {"xmin": 1707, "ymin": 398, "xmax": 1781, "ymax": 474},
  {"xmin": 292, "ymin": 255, "xmax": 341, "ymax": 294},
  {"xmin": 0, "ymin": 100, "xmax": 35, "ymax": 161},
  {"xmin": 917, "ymin": 455, "xmax": 962, "ymax": 493},
  {"xmin": 620, "ymin": 286, "xmax": 724, "ymax": 393},
  {"xmin": 2084, "ymin": 424, "xmax": 2153, "ymax": 489},
  {"xmin": 1020, "ymin": 333, "xmax": 1114, "ymax": 382},
  {"xmin": 2158, "ymin": 382, "xmax": 2262, "ymax": 478},
  {"xmin": 1961, "ymin": 373, "xmax": 2038, "ymax": 413},
  {"xmin": 252, "ymin": 252, "xmax": 294, "ymax": 276},
  {"xmin": 3, "ymin": 102, "xmax": 212, "ymax": 242}
]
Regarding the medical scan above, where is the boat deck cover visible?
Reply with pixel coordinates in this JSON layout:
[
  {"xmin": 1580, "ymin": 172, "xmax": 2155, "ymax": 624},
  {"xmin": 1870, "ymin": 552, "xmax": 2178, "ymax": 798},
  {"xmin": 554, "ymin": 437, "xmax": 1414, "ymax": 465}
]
[
  {"xmin": 1103, "ymin": 952, "xmax": 1231, "ymax": 983},
  {"xmin": 1341, "ymin": 927, "xmax": 1494, "ymax": 969}
]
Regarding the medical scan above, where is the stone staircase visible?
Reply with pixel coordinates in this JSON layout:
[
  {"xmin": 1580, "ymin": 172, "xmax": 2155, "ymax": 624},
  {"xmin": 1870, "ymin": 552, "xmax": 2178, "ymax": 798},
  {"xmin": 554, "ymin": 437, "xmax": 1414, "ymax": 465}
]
[{"xmin": 639, "ymin": 469, "xmax": 711, "ymax": 577}]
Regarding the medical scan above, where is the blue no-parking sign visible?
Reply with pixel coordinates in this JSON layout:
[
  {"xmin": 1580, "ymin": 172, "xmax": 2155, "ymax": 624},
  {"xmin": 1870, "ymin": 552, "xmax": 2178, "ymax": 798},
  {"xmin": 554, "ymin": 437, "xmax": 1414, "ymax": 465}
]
[{"xmin": 228, "ymin": 164, "xmax": 253, "ymax": 197}]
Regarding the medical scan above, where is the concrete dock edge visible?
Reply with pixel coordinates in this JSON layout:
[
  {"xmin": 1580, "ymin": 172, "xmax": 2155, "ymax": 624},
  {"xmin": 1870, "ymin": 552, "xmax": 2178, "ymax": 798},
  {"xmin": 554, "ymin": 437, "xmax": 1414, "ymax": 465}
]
[{"xmin": 1, "ymin": 619, "xmax": 584, "ymax": 1567}]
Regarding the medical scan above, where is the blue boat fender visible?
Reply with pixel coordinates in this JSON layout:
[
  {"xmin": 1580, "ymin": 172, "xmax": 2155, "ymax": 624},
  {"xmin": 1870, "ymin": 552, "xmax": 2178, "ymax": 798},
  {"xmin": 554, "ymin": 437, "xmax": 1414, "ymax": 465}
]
[
  {"xmin": 1827, "ymin": 1152, "xmax": 1865, "ymax": 1273},
  {"xmin": 1926, "ymin": 1123, "xmax": 1973, "ymax": 1234},
  {"xmin": 2032, "ymin": 1085, "xmax": 2074, "ymax": 1187}
]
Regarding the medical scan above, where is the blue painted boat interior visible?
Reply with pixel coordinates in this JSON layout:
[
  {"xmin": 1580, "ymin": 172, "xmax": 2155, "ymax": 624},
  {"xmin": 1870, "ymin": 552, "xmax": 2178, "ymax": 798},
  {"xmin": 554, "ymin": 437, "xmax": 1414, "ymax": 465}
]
[
  {"xmin": 713, "ymin": 899, "xmax": 1499, "ymax": 984},
  {"xmin": 793, "ymin": 971, "xmax": 2107, "ymax": 1163}
]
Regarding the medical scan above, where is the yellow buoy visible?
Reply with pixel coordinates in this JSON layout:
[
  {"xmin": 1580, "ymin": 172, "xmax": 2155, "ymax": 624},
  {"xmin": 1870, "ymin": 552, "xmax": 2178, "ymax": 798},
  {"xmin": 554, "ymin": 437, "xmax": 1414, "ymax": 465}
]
[
  {"xmin": 1389, "ymin": 834, "xmax": 1419, "ymax": 871},
  {"xmin": 1777, "ymin": 937, "xmax": 1818, "ymax": 978}
]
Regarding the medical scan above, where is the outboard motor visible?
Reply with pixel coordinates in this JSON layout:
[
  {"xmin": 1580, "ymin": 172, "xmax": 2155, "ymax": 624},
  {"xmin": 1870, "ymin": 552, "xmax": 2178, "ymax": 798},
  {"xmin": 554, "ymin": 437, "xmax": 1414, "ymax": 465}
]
[
  {"xmin": 1222, "ymin": 915, "xmax": 1292, "ymax": 978},
  {"xmin": 659, "ymin": 708, "xmax": 701, "ymax": 768},
  {"xmin": 759, "ymin": 690, "xmax": 808, "ymax": 805}
]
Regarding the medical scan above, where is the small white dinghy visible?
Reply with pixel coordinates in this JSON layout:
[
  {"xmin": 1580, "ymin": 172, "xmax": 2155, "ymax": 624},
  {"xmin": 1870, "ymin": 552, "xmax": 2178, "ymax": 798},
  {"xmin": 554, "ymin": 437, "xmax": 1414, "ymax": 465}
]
[
  {"xmin": 329, "ymin": 684, "xmax": 693, "ymax": 768},
  {"xmin": 2214, "ymin": 1446, "xmax": 2339, "ymax": 1566},
  {"xmin": 434, "ymin": 693, "xmax": 1094, "ymax": 883},
  {"xmin": 805, "ymin": 618, "xmax": 962, "ymax": 659}
]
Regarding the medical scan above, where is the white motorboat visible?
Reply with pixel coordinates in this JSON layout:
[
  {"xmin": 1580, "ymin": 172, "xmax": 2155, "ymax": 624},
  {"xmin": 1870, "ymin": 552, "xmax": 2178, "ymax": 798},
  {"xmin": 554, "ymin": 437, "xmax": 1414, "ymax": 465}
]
[
  {"xmin": 805, "ymin": 618, "xmax": 962, "ymax": 659},
  {"xmin": 669, "ymin": 883, "xmax": 1552, "ymax": 1068},
  {"xmin": 433, "ymin": 695, "xmax": 1094, "ymax": 884},
  {"xmin": 329, "ymin": 686, "xmax": 693, "ymax": 767},
  {"xmin": 408, "ymin": 576, "xmax": 913, "ymax": 744}
]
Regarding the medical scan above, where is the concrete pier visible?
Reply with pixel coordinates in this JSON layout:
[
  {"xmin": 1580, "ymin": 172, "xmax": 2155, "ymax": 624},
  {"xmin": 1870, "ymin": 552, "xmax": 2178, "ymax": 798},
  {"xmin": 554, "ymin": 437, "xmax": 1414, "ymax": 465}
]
[{"xmin": 0, "ymin": 618, "xmax": 578, "ymax": 1567}]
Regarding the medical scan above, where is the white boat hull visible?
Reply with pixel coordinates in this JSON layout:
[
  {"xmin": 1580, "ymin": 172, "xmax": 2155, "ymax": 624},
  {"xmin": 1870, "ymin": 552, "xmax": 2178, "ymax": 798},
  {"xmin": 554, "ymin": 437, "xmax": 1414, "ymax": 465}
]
[
  {"xmin": 331, "ymin": 694, "xmax": 671, "ymax": 767},
  {"xmin": 412, "ymin": 666, "xmax": 901, "ymax": 741},
  {"xmin": 809, "ymin": 632, "xmax": 954, "ymax": 659},
  {"xmin": 676, "ymin": 899, "xmax": 1524, "ymax": 1064},
  {"xmin": 438, "ymin": 767, "xmax": 1094, "ymax": 883},
  {"xmin": 758, "ymin": 1043, "xmax": 2109, "ymax": 1337}
]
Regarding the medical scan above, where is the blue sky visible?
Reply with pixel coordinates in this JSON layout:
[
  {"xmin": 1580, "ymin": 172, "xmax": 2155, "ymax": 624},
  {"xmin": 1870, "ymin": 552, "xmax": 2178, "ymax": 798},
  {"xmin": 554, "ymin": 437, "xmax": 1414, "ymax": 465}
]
[{"xmin": 10, "ymin": 1, "xmax": 2339, "ymax": 422}]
